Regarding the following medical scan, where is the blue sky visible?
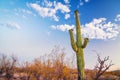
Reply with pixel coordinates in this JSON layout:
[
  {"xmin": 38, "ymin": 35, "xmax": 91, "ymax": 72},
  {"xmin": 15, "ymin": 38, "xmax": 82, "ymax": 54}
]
[{"xmin": 0, "ymin": 0, "xmax": 120, "ymax": 70}]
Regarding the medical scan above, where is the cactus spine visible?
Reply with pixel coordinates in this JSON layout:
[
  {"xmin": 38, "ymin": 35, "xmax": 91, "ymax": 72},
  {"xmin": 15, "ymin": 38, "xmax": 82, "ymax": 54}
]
[{"xmin": 69, "ymin": 10, "xmax": 89, "ymax": 80}]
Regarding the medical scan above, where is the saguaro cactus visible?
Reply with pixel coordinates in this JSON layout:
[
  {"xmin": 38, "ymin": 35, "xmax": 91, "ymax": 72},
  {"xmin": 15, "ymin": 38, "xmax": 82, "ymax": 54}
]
[{"xmin": 69, "ymin": 10, "xmax": 89, "ymax": 80}]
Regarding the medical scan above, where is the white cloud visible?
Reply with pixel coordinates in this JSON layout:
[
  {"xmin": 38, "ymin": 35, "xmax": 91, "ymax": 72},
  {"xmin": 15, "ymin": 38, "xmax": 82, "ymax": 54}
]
[
  {"xmin": 115, "ymin": 14, "xmax": 120, "ymax": 21},
  {"xmin": 64, "ymin": 0, "xmax": 69, "ymax": 4},
  {"xmin": 51, "ymin": 18, "xmax": 119, "ymax": 40},
  {"xmin": 55, "ymin": 2, "xmax": 70, "ymax": 13},
  {"xmin": 14, "ymin": 8, "xmax": 35, "ymax": 18},
  {"xmin": 80, "ymin": 2, "xmax": 84, "ymax": 6},
  {"xmin": 51, "ymin": 24, "xmax": 74, "ymax": 31},
  {"xmin": 65, "ymin": 14, "xmax": 70, "ymax": 19},
  {"xmin": 85, "ymin": 0, "xmax": 89, "ymax": 2},
  {"xmin": 28, "ymin": 1, "xmax": 70, "ymax": 21},
  {"xmin": 0, "ymin": 22, "xmax": 21, "ymax": 29},
  {"xmin": 21, "ymin": 9, "xmax": 32, "ymax": 14},
  {"xmin": 43, "ymin": 0, "xmax": 53, "ymax": 7},
  {"xmin": 80, "ymin": 0, "xmax": 90, "ymax": 6},
  {"xmin": 14, "ymin": 8, "xmax": 33, "ymax": 15},
  {"xmin": 28, "ymin": 3, "xmax": 59, "ymax": 21},
  {"xmin": 82, "ymin": 18, "xmax": 119, "ymax": 39}
]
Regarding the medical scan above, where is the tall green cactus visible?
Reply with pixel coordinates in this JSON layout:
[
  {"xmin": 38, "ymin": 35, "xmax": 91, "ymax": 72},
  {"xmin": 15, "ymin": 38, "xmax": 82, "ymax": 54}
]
[{"xmin": 69, "ymin": 10, "xmax": 89, "ymax": 80}]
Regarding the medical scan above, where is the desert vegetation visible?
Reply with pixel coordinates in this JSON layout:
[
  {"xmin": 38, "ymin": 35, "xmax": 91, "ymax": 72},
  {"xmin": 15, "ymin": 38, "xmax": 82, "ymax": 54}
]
[
  {"xmin": 0, "ymin": 46, "xmax": 119, "ymax": 80},
  {"xmin": 0, "ymin": 10, "xmax": 120, "ymax": 80}
]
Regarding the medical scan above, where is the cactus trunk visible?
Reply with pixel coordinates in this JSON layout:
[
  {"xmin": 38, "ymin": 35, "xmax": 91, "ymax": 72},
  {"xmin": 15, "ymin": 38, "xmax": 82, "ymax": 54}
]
[{"xmin": 69, "ymin": 10, "xmax": 89, "ymax": 80}]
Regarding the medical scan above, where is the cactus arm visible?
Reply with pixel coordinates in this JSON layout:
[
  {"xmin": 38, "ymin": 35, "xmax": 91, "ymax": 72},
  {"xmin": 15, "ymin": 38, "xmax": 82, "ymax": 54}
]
[
  {"xmin": 82, "ymin": 38, "xmax": 89, "ymax": 48},
  {"xmin": 75, "ymin": 10, "xmax": 82, "ymax": 47},
  {"xmin": 69, "ymin": 29, "xmax": 78, "ymax": 52}
]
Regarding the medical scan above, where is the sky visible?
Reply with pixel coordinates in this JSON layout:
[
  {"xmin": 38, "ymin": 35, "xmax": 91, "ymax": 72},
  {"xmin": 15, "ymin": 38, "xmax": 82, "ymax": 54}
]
[{"xmin": 0, "ymin": 0, "xmax": 120, "ymax": 70}]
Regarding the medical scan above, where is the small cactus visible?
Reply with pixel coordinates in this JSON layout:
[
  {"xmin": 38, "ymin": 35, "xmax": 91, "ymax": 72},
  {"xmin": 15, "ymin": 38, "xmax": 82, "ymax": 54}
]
[{"xmin": 69, "ymin": 10, "xmax": 89, "ymax": 80}]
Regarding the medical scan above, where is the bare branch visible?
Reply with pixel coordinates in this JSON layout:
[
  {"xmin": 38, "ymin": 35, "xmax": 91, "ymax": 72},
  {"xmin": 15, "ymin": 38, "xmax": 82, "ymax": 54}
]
[{"xmin": 94, "ymin": 54, "xmax": 113, "ymax": 80}]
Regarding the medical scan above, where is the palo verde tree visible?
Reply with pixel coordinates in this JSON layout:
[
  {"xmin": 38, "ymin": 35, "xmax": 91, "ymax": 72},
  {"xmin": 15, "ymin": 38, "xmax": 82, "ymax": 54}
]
[{"xmin": 69, "ymin": 10, "xmax": 89, "ymax": 80}]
